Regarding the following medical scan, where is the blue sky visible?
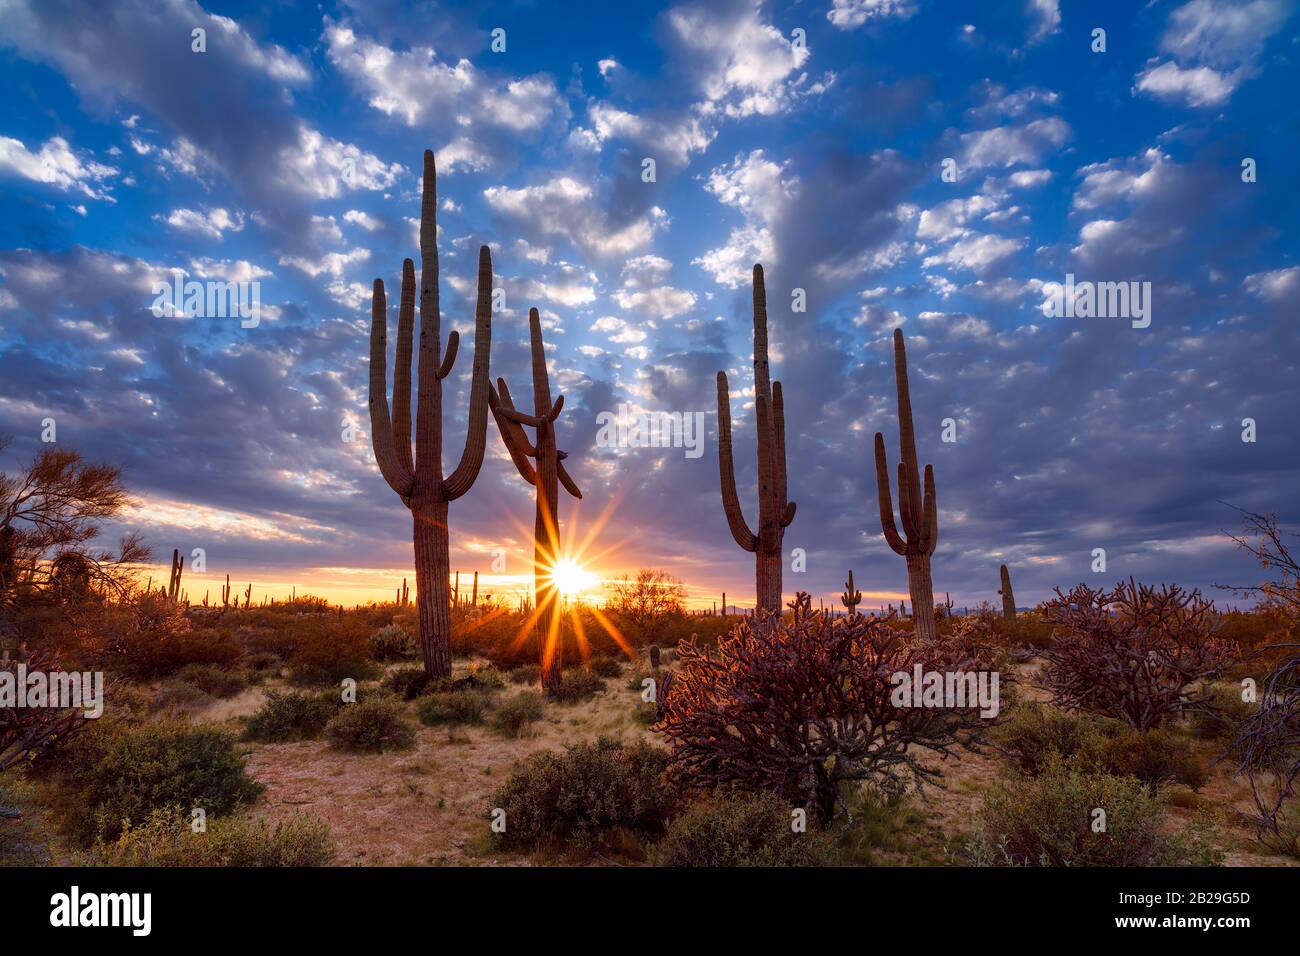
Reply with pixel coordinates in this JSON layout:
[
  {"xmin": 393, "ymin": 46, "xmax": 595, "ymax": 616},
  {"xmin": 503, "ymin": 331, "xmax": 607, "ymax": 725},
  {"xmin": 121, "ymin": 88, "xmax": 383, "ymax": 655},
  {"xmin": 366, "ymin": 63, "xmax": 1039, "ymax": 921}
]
[{"xmin": 1, "ymin": 0, "xmax": 1297, "ymax": 609}]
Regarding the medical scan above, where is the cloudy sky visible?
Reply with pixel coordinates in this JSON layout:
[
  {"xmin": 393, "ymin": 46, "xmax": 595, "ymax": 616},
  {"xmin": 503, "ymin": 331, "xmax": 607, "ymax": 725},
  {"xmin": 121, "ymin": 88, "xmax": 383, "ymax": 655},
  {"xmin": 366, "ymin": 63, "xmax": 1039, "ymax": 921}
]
[{"xmin": 1, "ymin": 0, "xmax": 1297, "ymax": 610}]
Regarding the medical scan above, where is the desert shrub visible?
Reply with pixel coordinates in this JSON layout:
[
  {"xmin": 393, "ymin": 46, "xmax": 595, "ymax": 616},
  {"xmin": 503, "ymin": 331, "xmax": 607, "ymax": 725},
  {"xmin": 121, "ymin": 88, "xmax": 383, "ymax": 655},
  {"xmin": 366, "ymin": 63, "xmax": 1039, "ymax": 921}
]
[
  {"xmin": 462, "ymin": 662, "xmax": 507, "ymax": 690},
  {"xmin": 607, "ymin": 569, "xmax": 686, "ymax": 643},
  {"xmin": 149, "ymin": 679, "xmax": 214, "ymax": 719},
  {"xmin": 987, "ymin": 610, "xmax": 1054, "ymax": 650},
  {"xmin": 489, "ymin": 737, "xmax": 674, "ymax": 854},
  {"xmin": 243, "ymin": 690, "xmax": 342, "ymax": 743},
  {"xmin": 652, "ymin": 790, "xmax": 834, "ymax": 866},
  {"xmin": 549, "ymin": 668, "xmax": 605, "ymax": 703},
  {"xmin": 969, "ymin": 760, "xmax": 1220, "ymax": 866},
  {"xmin": 417, "ymin": 688, "xmax": 489, "ymax": 726},
  {"xmin": 658, "ymin": 593, "xmax": 981, "ymax": 825},
  {"xmin": 288, "ymin": 616, "xmax": 379, "ymax": 686},
  {"xmin": 0, "ymin": 777, "xmax": 51, "ymax": 865},
  {"xmin": 103, "ymin": 596, "xmax": 241, "ymax": 678},
  {"xmin": 382, "ymin": 665, "xmax": 432, "ymax": 700},
  {"xmin": 368, "ymin": 624, "xmax": 417, "ymax": 661},
  {"xmin": 489, "ymin": 692, "xmax": 545, "ymax": 737},
  {"xmin": 991, "ymin": 702, "xmax": 1118, "ymax": 777},
  {"xmin": 175, "ymin": 663, "xmax": 249, "ymax": 699},
  {"xmin": 324, "ymin": 696, "xmax": 415, "ymax": 753},
  {"xmin": 0, "ymin": 647, "xmax": 92, "ymax": 772},
  {"xmin": 242, "ymin": 650, "xmax": 284, "ymax": 673},
  {"xmin": 83, "ymin": 807, "xmax": 335, "ymax": 866},
  {"xmin": 992, "ymin": 703, "xmax": 1206, "ymax": 793},
  {"xmin": 64, "ymin": 722, "xmax": 263, "ymax": 843},
  {"xmin": 509, "ymin": 663, "xmax": 541, "ymax": 685},
  {"xmin": 589, "ymin": 656, "xmax": 624, "ymax": 678},
  {"xmin": 1189, "ymin": 683, "xmax": 1256, "ymax": 741},
  {"xmin": 1041, "ymin": 580, "xmax": 1238, "ymax": 729}
]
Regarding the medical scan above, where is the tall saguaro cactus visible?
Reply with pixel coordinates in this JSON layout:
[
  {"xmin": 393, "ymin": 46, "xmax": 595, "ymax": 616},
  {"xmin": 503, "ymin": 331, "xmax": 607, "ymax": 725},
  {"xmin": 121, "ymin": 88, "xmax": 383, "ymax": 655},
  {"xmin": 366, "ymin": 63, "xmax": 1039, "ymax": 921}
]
[
  {"xmin": 489, "ymin": 308, "xmax": 582, "ymax": 694},
  {"xmin": 874, "ymin": 329, "xmax": 938, "ymax": 642},
  {"xmin": 841, "ymin": 569, "xmax": 862, "ymax": 615},
  {"xmin": 999, "ymin": 564, "xmax": 1016, "ymax": 620},
  {"xmin": 716, "ymin": 264, "xmax": 796, "ymax": 615},
  {"xmin": 368, "ymin": 150, "xmax": 493, "ymax": 679}
]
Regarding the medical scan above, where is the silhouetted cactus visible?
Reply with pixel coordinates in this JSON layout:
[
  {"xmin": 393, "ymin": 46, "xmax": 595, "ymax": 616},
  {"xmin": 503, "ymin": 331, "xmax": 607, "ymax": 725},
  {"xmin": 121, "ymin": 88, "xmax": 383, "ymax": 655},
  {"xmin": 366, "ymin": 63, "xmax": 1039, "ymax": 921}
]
[
  {"xmin": 999, "ymin": 564, "xmax": 1016, "ymax": 620},
  {"xmin": 489, "ymin": 308, "xmax": 582, "ymax": 694},
  {"xmin": 841, "ymin": 570, "xmax": 862, "ymax": 614},
  {"xmin": 717, "ymin": 265, "xmax": 796, "ymax": 614},
  {"xmin": 874, "ymin": 329, "xmax": 938, "ymax": 642},
  {"xmin": 166, "ymin": 548, "xmax": 183, "ymax": 603},
  {"xmin": 368, "ymin": 150, "xmax": 493, "ymax": 679}
]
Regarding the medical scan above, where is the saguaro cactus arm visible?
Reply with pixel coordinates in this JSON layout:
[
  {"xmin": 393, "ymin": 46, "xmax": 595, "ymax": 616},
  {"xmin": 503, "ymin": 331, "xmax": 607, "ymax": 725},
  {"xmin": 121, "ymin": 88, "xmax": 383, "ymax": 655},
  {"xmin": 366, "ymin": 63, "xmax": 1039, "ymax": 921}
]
[
  {"xmin": 392, "ymin": 259, "xmax": 416, "ymax": 477},
  {"xmin": 772, "ymin": 381, "xmax": 795, "ymax": 528},
  {"xmin": 716, "ymin": 371, "xmax": 758, "ymax": 553},
  {"xmin": 873, "ymin": 433, "xmax": 906, "ymax": 554},
  {"xmin": 442, "ymin": 244, "xmax": 495, "ymax": 501},
  {"xmin": 368, "ymin": 279, "xmax": 415, "ymax": 499}
]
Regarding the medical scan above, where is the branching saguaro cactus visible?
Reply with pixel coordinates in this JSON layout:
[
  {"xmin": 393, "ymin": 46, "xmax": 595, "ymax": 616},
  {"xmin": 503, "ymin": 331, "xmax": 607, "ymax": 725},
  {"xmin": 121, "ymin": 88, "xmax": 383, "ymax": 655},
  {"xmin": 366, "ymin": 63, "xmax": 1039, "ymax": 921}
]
[
  {"xmin": 874, "ymin": 329, "xmax": 938, "ymax": 642},
  {"xmin": 999, "ymin": 564, "xmax": 1016, "ymax": 619},
  {"xmin": 717, "ymin": 264, "xmax": 796, "ymax": 614},
  {"xmin": 368, "ymin": 150, "xmax": 493, "ymax": 679},
  {"xmin": 489, "ymin": 307, "xmax": 581, "ymax": 694},
  {"xmin": 166, "ymin": 548, "xmax": 183, "ymax": 603},
  {"xmin": 841, "ymin": 569, "xmax": 862, "ymax": 614}
]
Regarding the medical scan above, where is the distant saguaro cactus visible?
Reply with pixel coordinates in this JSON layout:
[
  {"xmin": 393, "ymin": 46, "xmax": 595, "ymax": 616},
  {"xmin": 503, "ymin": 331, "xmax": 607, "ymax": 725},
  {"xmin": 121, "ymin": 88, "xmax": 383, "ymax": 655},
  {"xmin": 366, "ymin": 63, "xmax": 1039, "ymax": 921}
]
[
  {"xmin": 368, "ymin": 151, "xmax": 493, "ymax": 679},
  {"xmin": 841, "ymin": 570, "xmax": 862, "ymax": 615},
  {"xmin": 489, "ymin": 308, "xmax": 582, "ymax": 694},
  {"xmin": 717, "ymin": 265, "xmax": 796, "ymax": 614},
  {"xmin": 874, "ymin": 329, "xmax": 938, "ymax": 642},
  {"xmin": 166, "ymin": 549, "xmax": 183, "ymax": 603},
  {"xmin": 999, "ymin": 564, "xmax": 1016, "ymax": 620}
]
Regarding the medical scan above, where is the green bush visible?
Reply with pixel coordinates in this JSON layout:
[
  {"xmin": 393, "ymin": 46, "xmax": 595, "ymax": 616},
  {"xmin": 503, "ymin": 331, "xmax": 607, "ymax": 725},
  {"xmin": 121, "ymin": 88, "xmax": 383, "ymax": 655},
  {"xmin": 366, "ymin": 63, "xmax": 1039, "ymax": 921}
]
[
  {"xmin": 288, "ymin": 617, "xmax": 379, "ymax": 686},
  {"xmin": 66, "ymin": 723, "xmax": 264, "ymax": 843},
  {"xmin": 489, "ymin": 737, "xmax": 674, "ymax": 854},
  {"xmin": 968, "ymin": 761, "xmax": 1221, "ymax": 866},
  {"xmin": 382, "ymin": 665, "xmax": 432, "ymax": 700},
  {"xmin": 175, "ymin": 663, "xmax": 250, "ymax": 699},
  {"xmin": 590, "ymin": 657, "xmax": 624, "ymax": 678},
  {"xmin": 489, "ymin": 691, "xmax": 545, "ymax": 737},
  {"xmin": 324, "ymin": 696, "xmax": 416, "ymax": 753},
  {"xmin": 83, "ymin": 808, "xmax": 335, "ymax": 866},
  {"xmin": 417, "ymin": 688, "xmax": 490, "ymax": 726},
  {"xmin": 1189, "ymin": 684, "xmax": 1256, "ymax": 741},
  {"xmin": 652, "ymin": 791, "xmax": 833, "ymax": 866},
  {"xmin": 0, "ymin": 778, "xmax": 51, "ymax": 866},
  {"xmin": 244, "ymin": 690, "xmax": 342, "ymax": 743},
  {"xmin": 508, "ymin": 663, "xmax": 541, "ymax": 685},
  {"xmin": 992, "ymin": 703, "xmax": 1207, "ymax": 793},
  {"xmin": 368, "ymin": 624, "xmax": 417, "ymax": 661},
  {"xmin": 549, "ymin": 668, "xmax": 605, "ymax": 703}
]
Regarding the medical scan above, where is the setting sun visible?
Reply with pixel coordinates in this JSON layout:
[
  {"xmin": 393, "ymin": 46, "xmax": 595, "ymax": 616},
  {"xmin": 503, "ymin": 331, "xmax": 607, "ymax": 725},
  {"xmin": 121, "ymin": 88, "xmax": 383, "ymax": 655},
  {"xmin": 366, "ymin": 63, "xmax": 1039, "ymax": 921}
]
[{"xmin": 548, "ymin": 558, "xmax": 598, "ymax": 598}]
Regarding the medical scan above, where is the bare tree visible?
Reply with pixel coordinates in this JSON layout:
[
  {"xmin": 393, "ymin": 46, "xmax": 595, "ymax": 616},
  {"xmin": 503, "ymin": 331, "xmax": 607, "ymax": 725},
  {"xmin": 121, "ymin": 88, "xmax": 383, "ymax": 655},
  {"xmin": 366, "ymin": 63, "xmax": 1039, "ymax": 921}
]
[{"xmin": 608, "ymin": 568, "xmax": 686, "ymax": 636}]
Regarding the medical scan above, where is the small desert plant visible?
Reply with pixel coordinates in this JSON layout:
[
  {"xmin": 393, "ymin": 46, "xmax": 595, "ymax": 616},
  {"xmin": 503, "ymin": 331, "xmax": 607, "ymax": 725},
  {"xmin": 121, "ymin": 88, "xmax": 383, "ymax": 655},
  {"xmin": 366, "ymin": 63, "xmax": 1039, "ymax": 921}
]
[
  {"xmin": 82, "ymin": 807, "xmax": 335, "ymax": 866},
  {"xmin": 652, "ymin": 790, "xmax": 834, "ymax": 866},
  {"xmin": 324, "ymin": 696, "xmax": 416, "ymax": 753},
  {"xmin": 508, "ymin": 663, "xmax": 541, "ymax": 685},
  {"xmin": 549, "ymin": 668, "xmax": 605, "ymax": 703},
  {"xmin": 489, "ymin": 691, "xmax": 545, "ymax": 737},
  {"xmin": 1189, "ymin": 683, "xmax": 1255, "ymax": 741},
  {"xmin": 243, "ymin": 690, "xmax": 342, "ymax": 743},
  {"xmin": 590, "ymin": 656, "xmax": 624, "ymax": 679},
  {"xmin": 175, "ymin": 663, "xmax": 249, "ymax": 699},
  {"xmin": 968, "ymin": 760, "xmax": 1221, "ymax": 866},
  {"xmin": 288, "ymin": 616, "xmax": 380, "ymax": 686},
  {"xmin": 417, "ymin": 688, "xmax": 490, "ymax": 726},
  {"xmin": 1041, "ymin": 580, "xmax": 1239, "ymax": 730},
  {"xmin": 66, "ymin": 722, "xmax": 264, "ymax": 843},
  {"xmin": 382, "ymin": 665, "xmax": 432, "ymax": 700},
  {"xmin": 488, "ymin": 737, "xmax": 673, "ymax": 854},
  {"xmin": 368, "ymin": 624, "xmax": 417, "ymax": 661}
]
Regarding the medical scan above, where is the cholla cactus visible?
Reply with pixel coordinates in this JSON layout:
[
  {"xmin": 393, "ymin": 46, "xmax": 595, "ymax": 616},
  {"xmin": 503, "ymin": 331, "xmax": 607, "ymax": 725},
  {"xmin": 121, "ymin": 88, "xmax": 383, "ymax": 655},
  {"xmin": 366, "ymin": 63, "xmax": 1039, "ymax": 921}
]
[
  {"xmin": 368, "ymin": 150, "xmax": 493, "ymax": 679},
  {"xmin": 874, "ymin": 329, "xmax": 938, "ymax": 642},
  {"xmin": 716, "ymin": 265, "xmax": 796, "ymax": 614},
  {"xmin": 489, "ymin": 308, "xmax": 582, "ymax": 694}
]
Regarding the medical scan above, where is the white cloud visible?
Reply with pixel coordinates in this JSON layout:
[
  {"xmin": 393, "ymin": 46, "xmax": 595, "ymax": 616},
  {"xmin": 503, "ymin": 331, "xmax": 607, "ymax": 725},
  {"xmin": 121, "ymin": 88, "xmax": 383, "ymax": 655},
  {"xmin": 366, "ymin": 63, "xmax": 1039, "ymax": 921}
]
[
  {"xmin": 343, "ymin": 210, "xmax": 381, "ymax": 232},
  {"xmin": 827, "ymin": 0, "xmax": 917, "ymax": 29},
  {"xmin": 922, "ymin": 234, "xmax": 1022, "ymax": 272},
  {"xmin": 1026, "ymin": 0, "xmax": 1061, "ymax": 44},
  {"xmin": 1133, "ymin": 61, "xmax": 1235, "ymax": 107},
  {"xmin": 161, "ymin": 206, "xmax": 245, "ymax": 240},
  {"xmin": 958, "ymin": 117, "xmax": 1071, "ymax": 169},
  {"xmin": 278, "ymin": 248, "xmax": 370, "ymax": 278},
  {"xmin": 584, "ymin": 103, "xmax": 715, "ymax": 165},
  {"xmin": 0, "ymin": 135, "xmax": 118, "ymax": 200},
  {"xmin": 280, "ymin": 126, "xmax": 403, "ymax": 198},
  {"xmin": 484, "ymin": 177, "xmax": 667, "ymax": 259},
  {"xmin": 188, "ymin": 258, "xmax": 272, "ymax": 283},
  {"xmin": 693, "ymin": 150, "xmax": 795, "ymax": 287},
  {"xmin": 1243, "ymin": 266, "xmax": 1300, "ymax": 301}
]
